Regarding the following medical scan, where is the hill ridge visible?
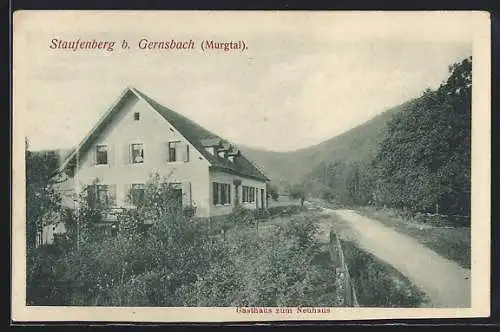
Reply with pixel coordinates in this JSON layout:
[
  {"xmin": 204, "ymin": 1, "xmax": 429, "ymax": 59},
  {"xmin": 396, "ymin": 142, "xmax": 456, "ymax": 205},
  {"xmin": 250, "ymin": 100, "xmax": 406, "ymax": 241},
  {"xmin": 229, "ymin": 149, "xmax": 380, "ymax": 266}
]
[{"xmin": 240, "ymin": 99, "xmax": 415, "ymax": 190}]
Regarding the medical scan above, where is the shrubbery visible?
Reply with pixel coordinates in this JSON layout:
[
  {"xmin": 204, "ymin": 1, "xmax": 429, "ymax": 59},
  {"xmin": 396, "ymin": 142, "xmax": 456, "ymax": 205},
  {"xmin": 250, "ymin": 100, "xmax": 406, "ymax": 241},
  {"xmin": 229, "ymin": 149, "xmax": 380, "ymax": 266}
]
[
  {"xmin": 187, "ymin": 217, "xmax": 338, "ymax": 307},
  {"xmin": 267, "ymin": 205, "xmax": 303, "ymax": 217},
  {"xmin": 27, "ymin": 174, "xmax": 339, "ymax": 307}
]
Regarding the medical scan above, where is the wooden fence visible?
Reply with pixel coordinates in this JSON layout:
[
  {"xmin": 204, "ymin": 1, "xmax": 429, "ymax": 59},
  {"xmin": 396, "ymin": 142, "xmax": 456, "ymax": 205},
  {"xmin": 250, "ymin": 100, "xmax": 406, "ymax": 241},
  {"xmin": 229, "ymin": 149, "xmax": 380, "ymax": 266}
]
[{"xmin": 329, "ymin": 231, "xmax": 359, "ymax": 307}]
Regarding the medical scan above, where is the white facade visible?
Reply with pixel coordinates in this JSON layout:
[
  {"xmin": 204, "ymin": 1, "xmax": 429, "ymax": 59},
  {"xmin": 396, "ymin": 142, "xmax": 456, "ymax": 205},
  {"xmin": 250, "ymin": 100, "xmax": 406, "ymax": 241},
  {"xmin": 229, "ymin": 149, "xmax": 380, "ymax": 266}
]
[
  {"xmin": 57, "ymin": 89, "xmax": 267, "ymax": 220},
  {"xmin": 209, "ymin": 169, "xmax": 267, "ymax": 216}
]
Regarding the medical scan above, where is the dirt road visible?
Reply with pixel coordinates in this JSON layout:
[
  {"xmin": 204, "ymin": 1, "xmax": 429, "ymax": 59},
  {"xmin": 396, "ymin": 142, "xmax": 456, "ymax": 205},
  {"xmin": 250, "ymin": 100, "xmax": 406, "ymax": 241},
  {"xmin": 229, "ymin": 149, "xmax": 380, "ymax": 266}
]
[{"xmin": 322, "ymin": 208, "xmax": 471, "ymax": 308}]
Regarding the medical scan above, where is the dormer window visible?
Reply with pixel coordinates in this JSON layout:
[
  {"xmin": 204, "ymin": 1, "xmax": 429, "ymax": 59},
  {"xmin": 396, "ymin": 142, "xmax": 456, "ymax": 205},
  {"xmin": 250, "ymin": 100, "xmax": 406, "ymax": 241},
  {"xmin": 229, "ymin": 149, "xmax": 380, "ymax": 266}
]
[
  {"xmin": 227, "ymin": 146, "xmax": 240, "ymax": 163},
  {"xmin": 201, "ymin": 138, "xmax": 222, "ymax": 156},
  {"xmin": 205, "ymin": 147, "xmax": 215, "ymax": 155},
  {"xmin": 133, "ymin": 112, "xmax": 140, "ymax": 121}
]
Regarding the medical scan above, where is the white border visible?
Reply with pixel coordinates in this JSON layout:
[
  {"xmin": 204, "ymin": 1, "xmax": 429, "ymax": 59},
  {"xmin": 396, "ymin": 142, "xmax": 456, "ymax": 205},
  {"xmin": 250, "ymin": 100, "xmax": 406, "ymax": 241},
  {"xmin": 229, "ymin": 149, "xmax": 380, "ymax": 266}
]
[{"xmin": 12, "ymin": 10, "xmax": 491, "ymax": 322}]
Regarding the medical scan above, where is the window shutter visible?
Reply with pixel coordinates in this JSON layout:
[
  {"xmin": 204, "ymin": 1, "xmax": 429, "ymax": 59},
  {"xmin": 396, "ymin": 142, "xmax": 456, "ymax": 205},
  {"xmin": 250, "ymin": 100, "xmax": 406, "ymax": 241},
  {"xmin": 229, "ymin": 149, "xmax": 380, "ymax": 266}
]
[
  {"xmin": 124, "ymin": 144, "xmax": 130, "ymax": 164},
  {"xmin": 228, "ymin": 184, "xmax": 231, "ymax": 204},
  {"xmin": 109, "ymin": 185, "xmax": 117, "ymax": 206},
  {"xmin": 164, "ymin": 143, "xmax": 170, "ymax": 163},
  {"xmin": 87, "ymin": 184, "xmax": 96, "ymax": 209},
  {"xmin": 182, "ymin": 182, "xmax": 191, "ymax": 206},
  {"xmin": 91, "ymin": 146, "xmax": 97, "ymax": 166},
  {"xmin": 221, "ymin": 184, "xmax": 226, "ymax": 205},
  {"xmin": 212, "ymin": 183, "xmax": 217, "ymax": 205},
  {"xmin": 124, "ymin": 184, "xmax": 132, "ymax": 205},
  {"xmin": 184, "ymin": 143, "xmax": 190, "ymax": 162},
  {"xmin": 177, "ymin": 142, "xmax": 184, "ymax": 162},
  {"xmin": 218, "ymin": 184, "xmax": 222, "ymax": 205},
  {"xmin": 108, "ymin": 144, "xmax": 113, "ymax": 166}
]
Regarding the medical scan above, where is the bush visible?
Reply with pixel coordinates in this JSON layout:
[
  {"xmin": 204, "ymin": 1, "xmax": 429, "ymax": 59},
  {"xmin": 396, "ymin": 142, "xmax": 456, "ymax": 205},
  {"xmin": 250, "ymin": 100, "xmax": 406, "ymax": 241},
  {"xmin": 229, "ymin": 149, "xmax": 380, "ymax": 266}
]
[
  {"xmin": 28, "ymin": 214, "xmax": 339, "ymax": 306},
  {"xmin": 26, "ymin": 245, "xmax": 68, "ymax": 305},
  {"xmin": 188, "ymin": 218, "xmax": 338, "ymax": 307},
  {"xmin": 267, "ymin": 205, "xmax": 303, "ymax": 218},
  {"xmin": 27, "ymin": 173, "xmax": 340, "ymax": 307}
]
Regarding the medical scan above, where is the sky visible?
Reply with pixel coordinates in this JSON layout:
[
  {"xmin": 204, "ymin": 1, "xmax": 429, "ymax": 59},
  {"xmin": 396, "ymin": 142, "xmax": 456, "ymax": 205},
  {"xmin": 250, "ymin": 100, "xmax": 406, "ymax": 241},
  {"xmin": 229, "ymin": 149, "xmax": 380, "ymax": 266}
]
[{"xmin": 15, "ymin": 11, "xmax": 474, "ymax": 152}]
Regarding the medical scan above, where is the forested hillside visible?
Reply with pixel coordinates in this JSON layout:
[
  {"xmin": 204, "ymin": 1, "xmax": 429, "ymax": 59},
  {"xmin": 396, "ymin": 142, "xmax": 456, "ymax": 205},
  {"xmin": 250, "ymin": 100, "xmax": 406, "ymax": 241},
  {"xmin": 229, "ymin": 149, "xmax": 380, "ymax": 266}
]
[
  {"xmin": 373, "ymin": 57, "xmax": 471, "ymax": 216},
  {"xmin": 241, "ymin": 102, "xmax": 407, "ymax": 191},
  {"xmin": 245, "ymin": 56, "xmax": 471, "ymax": 218},
  {"xmin": 306, "ymin": 56, "xmax": 471, "ymax": 216}
]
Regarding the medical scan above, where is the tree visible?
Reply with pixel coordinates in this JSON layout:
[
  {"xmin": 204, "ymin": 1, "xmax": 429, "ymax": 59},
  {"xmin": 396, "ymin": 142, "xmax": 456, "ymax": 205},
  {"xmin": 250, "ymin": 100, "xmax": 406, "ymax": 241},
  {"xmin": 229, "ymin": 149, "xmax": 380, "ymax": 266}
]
[
  {"xmin": 373, "ymin": 56, "xmax": 471, "ymax": 217},
  {"xmin": 27, "ymin": 171, "xmax": 342, "ymax": 307},
  {"xmin": 266, "ymin": 182, "xmax": 279, "ymax": 201},
  {"xmin": 290, "ymin": 184, "xmax": 307, "ymax": 207},
  {"xmin": 342, "ymin": 161, "xmax": 376, "ymax": 206},
  {"xmin": 187, "ymin": 216, "xmax": 338, "ymax": 307},
  {"xmin": 26, "ymin": 146, "xmax": 62, "ymax": 248}
]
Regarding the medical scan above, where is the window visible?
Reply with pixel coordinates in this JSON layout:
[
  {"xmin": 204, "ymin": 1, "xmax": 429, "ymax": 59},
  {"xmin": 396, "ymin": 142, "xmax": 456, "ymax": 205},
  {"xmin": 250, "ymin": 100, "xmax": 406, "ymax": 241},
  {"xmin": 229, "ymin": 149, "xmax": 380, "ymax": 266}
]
[
  {"xmin": 168, "ymin": 141, "xmax": 180, "ymax": 162},
  {"xmin": 213, "ymin": 182, "xmax": 231, "ymax": 205},
  {"xmin": 131, "ymin": 144, "xmax": 144, "ymax": 164},
  {"xmin": 96, "ymin": 145, "xmax": 108, "ymax": 165},
  {"xmin": 134, "ymin": 112, "xmax": 140, "ymax": 121},
  {"xmin": 161, "ymin": 182, "xmax": 183, "ymax": 206},
  {"xmin": 97, "ymin": 185, "xmax": 116, "ymax": 206},
  {"xmin": 168, "ymin": 141, "xmax": 189, "ymax": 162},
  {"xmin": 242, "ymin": 186, "xmax": 256, "ymax": 203},
  {"xmin": 130, "ymin": 184, "xmax": 145, "ymax": 206},
  {"xmin": 88, "ymin": 184, "xmax": 116, "ymax": 208}
]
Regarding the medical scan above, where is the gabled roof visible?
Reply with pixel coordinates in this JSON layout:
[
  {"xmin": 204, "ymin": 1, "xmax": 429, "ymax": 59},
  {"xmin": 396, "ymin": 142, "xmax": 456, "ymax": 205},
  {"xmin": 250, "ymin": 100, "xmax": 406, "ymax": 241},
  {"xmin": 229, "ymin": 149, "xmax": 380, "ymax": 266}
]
[{"xmin": 58, "ymin": 87, "xmax": 269, "ymax": 182}]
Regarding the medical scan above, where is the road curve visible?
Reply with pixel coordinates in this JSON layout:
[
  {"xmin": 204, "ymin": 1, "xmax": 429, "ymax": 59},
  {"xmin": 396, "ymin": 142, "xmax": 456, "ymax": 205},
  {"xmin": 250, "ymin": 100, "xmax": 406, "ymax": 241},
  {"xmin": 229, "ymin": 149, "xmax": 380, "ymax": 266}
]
[{"xmin": 324, "ymin": 208, "xmax": 471, "ymax": 308}]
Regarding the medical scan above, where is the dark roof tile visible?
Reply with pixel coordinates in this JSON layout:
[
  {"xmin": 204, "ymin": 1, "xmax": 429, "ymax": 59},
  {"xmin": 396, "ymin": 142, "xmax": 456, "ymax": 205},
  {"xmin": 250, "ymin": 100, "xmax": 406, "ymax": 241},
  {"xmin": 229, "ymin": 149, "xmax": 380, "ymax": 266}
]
[
  {"xmin": 59, "ymin": 87, "xmax": 269, "ymax": 181},
  {"xmin": 133, "ymin": 88, "xmax": 269, "ymax": 181}
]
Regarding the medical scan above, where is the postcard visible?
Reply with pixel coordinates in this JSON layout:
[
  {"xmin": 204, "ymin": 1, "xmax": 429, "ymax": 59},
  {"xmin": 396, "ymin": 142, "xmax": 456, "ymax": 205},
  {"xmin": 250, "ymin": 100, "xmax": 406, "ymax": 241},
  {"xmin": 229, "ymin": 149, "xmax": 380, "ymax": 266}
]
[{"xmin": 12, "ymin": 10, "xmax": 491, "ymax": 322}]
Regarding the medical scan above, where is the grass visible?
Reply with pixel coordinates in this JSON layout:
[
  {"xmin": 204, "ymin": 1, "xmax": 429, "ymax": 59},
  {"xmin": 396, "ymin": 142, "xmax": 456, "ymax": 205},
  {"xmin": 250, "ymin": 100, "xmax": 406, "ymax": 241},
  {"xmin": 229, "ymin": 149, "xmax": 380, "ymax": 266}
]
[
  {"xmin": 357, "ymin": 206, "xmax": 471, "ymax": 269},
  {"xmin": 340, "ymin": 238, "xmax": 430, "ymax": 307},
  {"xmin": 310, "ymin": 243, "xmax": 339, "ymax": 304},
  {"xmin": 224, "ymin": 212, "xmax": 341, "ymax": 306},
  {"xmin": 226, "ymin": 207, "xmax": 431, "ymax": 307}
]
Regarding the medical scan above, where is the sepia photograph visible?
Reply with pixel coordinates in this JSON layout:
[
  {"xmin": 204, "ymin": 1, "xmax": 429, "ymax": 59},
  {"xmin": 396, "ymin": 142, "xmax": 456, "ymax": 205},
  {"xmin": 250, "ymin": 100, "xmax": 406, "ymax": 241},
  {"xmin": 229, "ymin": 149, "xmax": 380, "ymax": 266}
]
[{"xmin": 12, "ymin": 11, "xmax": 490, "ymax": 322}]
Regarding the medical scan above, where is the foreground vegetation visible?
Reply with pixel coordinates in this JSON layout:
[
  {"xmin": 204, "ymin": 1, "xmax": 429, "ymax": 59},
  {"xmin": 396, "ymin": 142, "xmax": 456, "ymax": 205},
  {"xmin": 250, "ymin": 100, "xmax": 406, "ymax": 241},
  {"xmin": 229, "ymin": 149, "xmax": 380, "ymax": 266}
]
[
  {"xmin": 339, "ymin": 238, "xmax": 430, "ymax": 307},
  {"xmin": 26, "ymin": 57, "xmax": 473, "ymax": 308},
  {"xmin": 27, "ymin": 175, "xmax": 340, "ymax": 307}
]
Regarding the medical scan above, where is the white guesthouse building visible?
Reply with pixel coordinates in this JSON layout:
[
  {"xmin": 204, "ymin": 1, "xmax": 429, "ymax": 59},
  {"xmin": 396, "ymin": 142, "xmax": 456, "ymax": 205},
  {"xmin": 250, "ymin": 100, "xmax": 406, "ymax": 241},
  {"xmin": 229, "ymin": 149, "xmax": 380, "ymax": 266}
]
[{"xmin": 42, "ymin": 87, "xmax": 269, "ymax": 243}]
